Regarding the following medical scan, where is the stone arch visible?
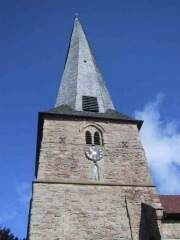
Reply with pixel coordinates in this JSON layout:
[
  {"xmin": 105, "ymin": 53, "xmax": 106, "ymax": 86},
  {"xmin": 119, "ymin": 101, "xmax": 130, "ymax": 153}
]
[
  {"xmin": 80, "ymin": 122, "xmax": 105, "ymax": 133},
  {"xmin": 81, "ymin": 123, "xmax": 104, "ymax": 145}
]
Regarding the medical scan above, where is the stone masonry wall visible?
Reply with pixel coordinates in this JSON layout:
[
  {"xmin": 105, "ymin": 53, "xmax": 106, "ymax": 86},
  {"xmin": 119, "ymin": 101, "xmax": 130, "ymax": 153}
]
[
  {"xmin": 28, "ymin": 117, "xmax": 164, "ymax": 240},
  {"xmin": 161, "ymin": 222, "xmax": 180, "ymax": 239},
  {"xmin": 28, "ymin": 183, "xmax": 162, "ymax": 240},
  {"xmin": 37, "ymin": 117, "xmax": 153, "ymax": 186}
]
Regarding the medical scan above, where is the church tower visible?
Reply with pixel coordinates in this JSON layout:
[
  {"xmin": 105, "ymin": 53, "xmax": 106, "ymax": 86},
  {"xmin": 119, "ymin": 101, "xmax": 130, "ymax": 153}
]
[{"xmin": 27, "ymin": 18, "xmax": 163, "ymax": 240}]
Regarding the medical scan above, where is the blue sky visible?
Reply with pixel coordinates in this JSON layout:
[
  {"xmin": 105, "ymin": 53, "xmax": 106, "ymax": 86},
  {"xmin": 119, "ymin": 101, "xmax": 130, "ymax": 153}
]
[{"xmin": 0, "ymin": 0, "xmax": 180, "ymax": 238}]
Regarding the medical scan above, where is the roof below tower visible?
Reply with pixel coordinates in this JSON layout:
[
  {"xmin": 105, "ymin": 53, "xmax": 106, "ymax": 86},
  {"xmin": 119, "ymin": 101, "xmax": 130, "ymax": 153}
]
[{"xmin": 160, "ymin": 195, "xmax": 180, "ymax": 215}]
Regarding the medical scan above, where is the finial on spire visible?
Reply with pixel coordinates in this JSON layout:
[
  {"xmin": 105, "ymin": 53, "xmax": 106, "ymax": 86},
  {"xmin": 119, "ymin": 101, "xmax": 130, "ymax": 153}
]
[{"xmin": 74, "ymin": 12, "xmax": 79, "ymax": 20}]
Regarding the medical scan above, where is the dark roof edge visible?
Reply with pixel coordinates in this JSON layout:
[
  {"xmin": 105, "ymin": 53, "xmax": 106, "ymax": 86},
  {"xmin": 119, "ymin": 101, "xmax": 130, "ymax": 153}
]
[{"xmin": 39, "ymin": 111, "xmax": 143, "ymax": 130}]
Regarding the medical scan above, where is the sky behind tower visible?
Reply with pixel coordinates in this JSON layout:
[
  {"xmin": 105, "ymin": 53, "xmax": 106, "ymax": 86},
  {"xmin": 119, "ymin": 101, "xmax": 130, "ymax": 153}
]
[{"xmin": 0, "ymin": 0, "xmax": 180, "ymax": 238}]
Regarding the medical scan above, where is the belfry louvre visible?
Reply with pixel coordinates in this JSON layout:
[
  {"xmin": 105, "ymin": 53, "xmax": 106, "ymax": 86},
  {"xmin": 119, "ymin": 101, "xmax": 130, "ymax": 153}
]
[
  {"xmin": 27, "ymin": 18, "xmax": 180, "ymax": 240},
  {"xmin": 82, "ymin": 96, "xmax": 99, "ymax": 112}
]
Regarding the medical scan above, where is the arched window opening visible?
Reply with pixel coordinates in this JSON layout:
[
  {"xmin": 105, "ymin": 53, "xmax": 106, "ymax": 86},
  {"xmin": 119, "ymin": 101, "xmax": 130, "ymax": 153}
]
[
  {"xmin": 86, "ymin": 131, "xmax": 92, "ymax": 144},
  {"xmin": 94, "ymin": 131, "xmax": 101, "ymax": 145}
]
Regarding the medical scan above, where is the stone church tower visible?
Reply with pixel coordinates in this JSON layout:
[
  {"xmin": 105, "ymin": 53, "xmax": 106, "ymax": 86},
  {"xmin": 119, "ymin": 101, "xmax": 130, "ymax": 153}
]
[{"xmin": 27, "ymin": 18, "xmax": 163, "ymax": 240}]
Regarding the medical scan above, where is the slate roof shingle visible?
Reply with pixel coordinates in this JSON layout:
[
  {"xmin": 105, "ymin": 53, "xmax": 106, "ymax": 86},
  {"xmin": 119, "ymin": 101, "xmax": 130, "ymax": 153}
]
[{"xmin": 55, "ymin": 17, "xmax": 115, "ymax": 113}]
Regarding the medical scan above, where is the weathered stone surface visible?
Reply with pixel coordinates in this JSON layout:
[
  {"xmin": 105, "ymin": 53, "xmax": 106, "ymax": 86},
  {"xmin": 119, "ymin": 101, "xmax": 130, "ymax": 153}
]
[
  {"xmin": 161, "ymin": 222, "xmax": 180, "ymax": 239},
  {"xmin": 28, "ymin": 117, "xmax": 164, "ymax": 239},
  {"xmin": 28, "ymin": 183, "xmax": 161, "ymax": 240},
  {"xmin": 37, "ymin": 118, "xmax": 152, "ymax": 186}
]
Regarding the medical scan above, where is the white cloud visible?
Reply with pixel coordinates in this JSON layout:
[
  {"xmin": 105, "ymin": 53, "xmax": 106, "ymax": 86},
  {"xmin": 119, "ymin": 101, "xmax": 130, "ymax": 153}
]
[{"xmin": 135, "ymin": 94, "xmax": 180, "ymax": 194}]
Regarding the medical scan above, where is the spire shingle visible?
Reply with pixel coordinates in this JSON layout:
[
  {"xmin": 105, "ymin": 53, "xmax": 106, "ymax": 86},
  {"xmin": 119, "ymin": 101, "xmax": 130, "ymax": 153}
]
[{"xmin": 55, "ymin": 18, "xmax": 115, "ymax": 113}]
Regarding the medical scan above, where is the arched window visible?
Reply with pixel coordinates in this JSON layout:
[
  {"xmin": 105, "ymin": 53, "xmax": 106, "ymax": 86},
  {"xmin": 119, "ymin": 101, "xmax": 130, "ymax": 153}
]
[
  {"xmin": 85, "ymin": 131, "xmax": 92, "ymax": 144},
  {"xmin": 94, "ymin": 131, "xmax": 101, "ymax": 145}
]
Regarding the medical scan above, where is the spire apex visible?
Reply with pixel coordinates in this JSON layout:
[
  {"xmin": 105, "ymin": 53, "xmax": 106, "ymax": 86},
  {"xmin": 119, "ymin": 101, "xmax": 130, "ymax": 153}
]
[
  {"xmin": 74, "ymin": 12, "xmax": 79, "ymax": 20},
  {"xmin": 55, "ymin": 19, "xmax": 115, "ymax": 113}
]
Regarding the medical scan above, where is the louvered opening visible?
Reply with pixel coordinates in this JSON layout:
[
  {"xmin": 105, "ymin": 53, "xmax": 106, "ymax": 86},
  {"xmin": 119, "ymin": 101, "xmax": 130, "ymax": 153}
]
[
  {"xmin": 94, "ymin": 131, "xmax": 101, "ymax": 145},
  {"xmin": 85, "ymin": 131, "xmax": 92, "ymax": 144},
  {"xmin": 82, "ymin": 96, "xmax": 99, "ymax": 112}
]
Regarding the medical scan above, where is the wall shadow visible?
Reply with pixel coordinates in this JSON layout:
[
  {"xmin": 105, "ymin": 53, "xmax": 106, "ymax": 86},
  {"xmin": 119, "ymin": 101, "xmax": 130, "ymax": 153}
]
[{"xmin": 139, "ymin": 203, "xmax": 161, "ymax": 240}]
